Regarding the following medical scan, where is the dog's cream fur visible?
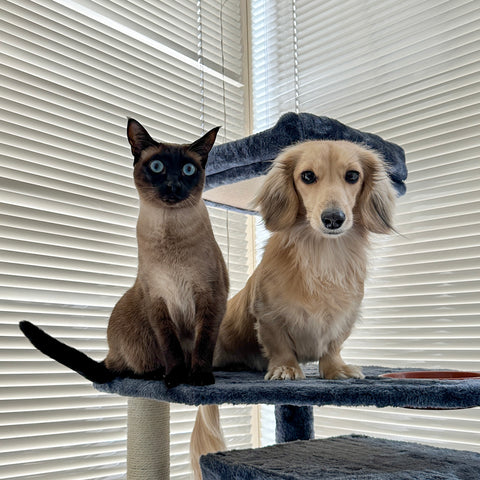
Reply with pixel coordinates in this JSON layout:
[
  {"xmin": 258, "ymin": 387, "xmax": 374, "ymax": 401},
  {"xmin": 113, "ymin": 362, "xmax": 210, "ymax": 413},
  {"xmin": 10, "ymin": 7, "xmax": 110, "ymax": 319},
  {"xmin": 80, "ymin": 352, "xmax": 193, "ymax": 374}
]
[{"xmin": 191, "ymin": 140, "xmax": 396, "ymax": 479}]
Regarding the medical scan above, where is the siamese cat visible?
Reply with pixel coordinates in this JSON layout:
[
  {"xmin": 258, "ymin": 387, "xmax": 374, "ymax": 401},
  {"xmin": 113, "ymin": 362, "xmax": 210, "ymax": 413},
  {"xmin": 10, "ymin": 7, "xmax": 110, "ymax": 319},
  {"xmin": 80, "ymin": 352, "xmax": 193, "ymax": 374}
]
[{"xmin": 20, "ymin": 119, "xmax": 229, "ymax": 388}]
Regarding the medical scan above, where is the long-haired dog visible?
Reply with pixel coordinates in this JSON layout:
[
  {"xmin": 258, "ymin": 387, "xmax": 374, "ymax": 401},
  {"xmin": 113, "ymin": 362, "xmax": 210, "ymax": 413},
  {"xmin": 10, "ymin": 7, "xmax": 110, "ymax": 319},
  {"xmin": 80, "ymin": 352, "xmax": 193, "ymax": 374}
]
[{"xmin": 191, "ymin": 140, "xmax": 396, "ymax": 478}]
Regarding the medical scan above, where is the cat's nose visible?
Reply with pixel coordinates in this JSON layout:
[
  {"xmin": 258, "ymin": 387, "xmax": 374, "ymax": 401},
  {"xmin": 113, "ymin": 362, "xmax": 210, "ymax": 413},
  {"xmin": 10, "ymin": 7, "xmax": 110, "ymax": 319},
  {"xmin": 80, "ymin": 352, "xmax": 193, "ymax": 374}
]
[{"xmin": 165, "ymin": 182, "xmax": 179, "ymax": 194}]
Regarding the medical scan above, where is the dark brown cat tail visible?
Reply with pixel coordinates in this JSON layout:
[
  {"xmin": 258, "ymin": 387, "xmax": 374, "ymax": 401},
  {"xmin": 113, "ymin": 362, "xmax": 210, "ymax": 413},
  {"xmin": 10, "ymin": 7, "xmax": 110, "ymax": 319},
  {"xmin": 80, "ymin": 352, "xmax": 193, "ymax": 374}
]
[{"xmin": 19, "ymin": 321, "xmax": 115, "ymax": 383}]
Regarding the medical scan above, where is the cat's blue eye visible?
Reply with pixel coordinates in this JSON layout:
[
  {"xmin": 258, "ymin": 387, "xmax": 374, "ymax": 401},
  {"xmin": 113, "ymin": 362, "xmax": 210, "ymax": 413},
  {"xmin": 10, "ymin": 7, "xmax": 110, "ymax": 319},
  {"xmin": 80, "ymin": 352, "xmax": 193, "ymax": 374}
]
[
  {"xmin": 182, "ymin": 163, "xmax": 196, "ymax": 176},
  {"xmin": 150, "ymin": 160, "xmax": 165, "ymax": 174}
]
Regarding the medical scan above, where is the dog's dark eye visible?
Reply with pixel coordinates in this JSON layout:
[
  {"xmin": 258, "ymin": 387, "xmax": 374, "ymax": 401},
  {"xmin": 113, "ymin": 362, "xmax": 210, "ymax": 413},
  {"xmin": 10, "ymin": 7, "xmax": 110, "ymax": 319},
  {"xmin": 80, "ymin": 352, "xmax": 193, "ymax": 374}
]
[
  {"xmin": 345, "ymin": 170, "xmax": 360, "ymax": 184},
  {"xmin": 301, "ymin": 171, "xmax": 317, "ymax": 184}
]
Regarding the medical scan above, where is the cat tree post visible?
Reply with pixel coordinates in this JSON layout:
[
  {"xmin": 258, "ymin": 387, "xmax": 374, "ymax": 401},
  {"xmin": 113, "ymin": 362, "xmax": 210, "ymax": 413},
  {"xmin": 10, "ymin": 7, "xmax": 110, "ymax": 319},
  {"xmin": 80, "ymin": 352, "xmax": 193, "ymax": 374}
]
[
  {"xmin": 127, "ymin": 398, "xmax": 170, "ymax": 479},
  {"xmin": 275, "ymin": 405, "xmax": 314, "ymax": 443},
  {"xmin": 94, "ymin": 112, "xmax": 408, "ymax": 478}
]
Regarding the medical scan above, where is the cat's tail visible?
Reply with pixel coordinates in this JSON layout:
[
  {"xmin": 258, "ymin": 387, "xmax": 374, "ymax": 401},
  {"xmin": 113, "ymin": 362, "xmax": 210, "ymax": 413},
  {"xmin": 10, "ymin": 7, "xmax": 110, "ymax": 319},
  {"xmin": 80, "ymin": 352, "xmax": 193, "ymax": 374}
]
[
  {"xmin": 19, "ymin": 320, "xmax": 116, "ymax": 384},
  {"xmin": 190, "ymin": 404, "xmax": 226, "ymax": 480}
]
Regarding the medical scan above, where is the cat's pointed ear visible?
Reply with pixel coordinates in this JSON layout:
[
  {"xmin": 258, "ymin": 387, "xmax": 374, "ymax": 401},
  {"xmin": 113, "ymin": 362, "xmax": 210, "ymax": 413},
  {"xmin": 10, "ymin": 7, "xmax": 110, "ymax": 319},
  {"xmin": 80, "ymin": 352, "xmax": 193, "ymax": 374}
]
[
  {"xmin": 188, "ymin": 127, "xmax": 220, "ymax": 167},
  {"xmin": 127, "ymin": 118, "xmax": 159, "ymax": 164}
]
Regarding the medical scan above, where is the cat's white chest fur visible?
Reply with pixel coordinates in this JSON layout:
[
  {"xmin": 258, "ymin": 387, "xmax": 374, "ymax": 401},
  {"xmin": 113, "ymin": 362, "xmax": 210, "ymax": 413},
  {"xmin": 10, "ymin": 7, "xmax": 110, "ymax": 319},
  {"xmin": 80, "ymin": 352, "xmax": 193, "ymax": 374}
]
[
  {"xmin": 146, "ymin": 267, "xmax": 197, "ymax": 356},
  {"xmin": 137, "ymin": 203, "xmax": 206, "ymax": 346},
  {"xmin": 150, "ymin": 268, "xmax": 196, "ymax": 328}
]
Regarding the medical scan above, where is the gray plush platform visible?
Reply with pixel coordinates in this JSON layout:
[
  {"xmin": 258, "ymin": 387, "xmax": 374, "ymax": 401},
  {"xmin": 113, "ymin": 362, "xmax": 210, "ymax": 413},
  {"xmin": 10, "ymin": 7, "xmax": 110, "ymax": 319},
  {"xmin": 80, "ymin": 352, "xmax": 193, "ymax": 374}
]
[
  {"xmin": 200, "ymin": 434, "xmax": 480, "ymax": 480},
  {"xmin": 94, "ymin": 365, "xmax": 480, "ymax": 410}
]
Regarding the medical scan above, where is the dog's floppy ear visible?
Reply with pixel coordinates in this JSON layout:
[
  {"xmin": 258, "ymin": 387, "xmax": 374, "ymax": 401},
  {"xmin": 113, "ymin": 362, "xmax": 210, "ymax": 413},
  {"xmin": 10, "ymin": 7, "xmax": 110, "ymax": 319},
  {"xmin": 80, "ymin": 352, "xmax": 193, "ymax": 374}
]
[
  {"xmin": 357, "ymin": 148, "xmax": 397, "ymax": 234},
  {"xmin": 253, "ymin": 148, "xmax": 299, "ymax": 232}
]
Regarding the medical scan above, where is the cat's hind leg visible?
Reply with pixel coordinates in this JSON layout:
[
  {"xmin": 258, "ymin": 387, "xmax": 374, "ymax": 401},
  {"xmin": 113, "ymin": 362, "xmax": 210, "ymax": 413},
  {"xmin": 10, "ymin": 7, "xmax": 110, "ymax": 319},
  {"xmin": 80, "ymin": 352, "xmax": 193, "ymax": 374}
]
[{"xmin": 106, "ymin": 288, "xmax": 166, "ymax": 380}]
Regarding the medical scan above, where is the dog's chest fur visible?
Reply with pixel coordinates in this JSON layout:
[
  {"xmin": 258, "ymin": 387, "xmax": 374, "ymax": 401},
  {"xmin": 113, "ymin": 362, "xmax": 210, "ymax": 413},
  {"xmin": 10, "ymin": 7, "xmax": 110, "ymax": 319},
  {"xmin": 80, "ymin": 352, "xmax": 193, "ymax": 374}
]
[
  {"xmin": 284, "ymin": 293, "xmax": 360, "ymax": 362},
  {"xmin": 263, "ymin": 281, "xmax": 362, "ymax": 363},
  {"xmin": 256, "ymin": 230, "xmax": 367, "ymax": 362}
]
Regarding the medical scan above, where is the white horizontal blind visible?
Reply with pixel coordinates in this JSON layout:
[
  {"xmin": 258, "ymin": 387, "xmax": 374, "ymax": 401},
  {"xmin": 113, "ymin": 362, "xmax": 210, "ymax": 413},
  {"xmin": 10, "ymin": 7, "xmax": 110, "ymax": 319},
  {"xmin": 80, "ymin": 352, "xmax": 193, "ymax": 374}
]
[
  {"xmin": 1, "ymin": 1, "xmax": 250, "ymax": 479},
  {"xmin": 199, "ymin": 0, "xmax": 247, "ymax": 139},
  {"xmin": 251, "ymin": 0, "xmax": 296, "ymax": 131},
  {"xmin": 252, "ymin": 0, "xmax": 479, "ymax": 452}
]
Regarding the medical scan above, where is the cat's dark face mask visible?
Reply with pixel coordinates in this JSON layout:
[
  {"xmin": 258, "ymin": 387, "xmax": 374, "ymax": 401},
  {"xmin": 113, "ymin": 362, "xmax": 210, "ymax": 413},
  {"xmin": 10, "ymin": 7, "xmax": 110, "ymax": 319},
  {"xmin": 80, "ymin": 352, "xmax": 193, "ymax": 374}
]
[
  {"xmin": 140, "ymin": 148, "xmax": 204, "ymax": 206},
  {"xmin": 126, "ymin": 119, "xmax": 220, "ymax": 208}
]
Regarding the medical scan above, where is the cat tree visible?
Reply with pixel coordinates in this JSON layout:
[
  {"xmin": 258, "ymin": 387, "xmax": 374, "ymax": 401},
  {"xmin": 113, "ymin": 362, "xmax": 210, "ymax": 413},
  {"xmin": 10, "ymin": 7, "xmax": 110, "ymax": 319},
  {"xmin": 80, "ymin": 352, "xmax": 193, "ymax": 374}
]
[
  {"xmin": 95, "ymin": 114, "xmax": 480, "ymax": 479},
  {"xmin": 97, "ymin": 112, "xmax": 457, "ymax": 479}
]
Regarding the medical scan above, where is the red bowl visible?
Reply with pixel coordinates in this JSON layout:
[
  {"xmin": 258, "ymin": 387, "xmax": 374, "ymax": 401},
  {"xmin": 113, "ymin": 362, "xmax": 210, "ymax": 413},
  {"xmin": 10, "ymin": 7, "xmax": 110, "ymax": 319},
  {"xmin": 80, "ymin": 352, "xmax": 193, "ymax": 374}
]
[{"xmin": 380, "ymin": 371, "xmax": 480, "ymax": 380}]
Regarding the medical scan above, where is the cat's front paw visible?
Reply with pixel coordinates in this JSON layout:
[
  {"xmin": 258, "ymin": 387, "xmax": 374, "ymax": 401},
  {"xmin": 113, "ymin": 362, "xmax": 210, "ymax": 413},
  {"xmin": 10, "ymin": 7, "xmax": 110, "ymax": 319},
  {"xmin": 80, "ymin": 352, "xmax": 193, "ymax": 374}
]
[
  {"xmin": 164, "ymin": 364, "xmax": 188, "ymax": 388},
  {"xmin": 189, "ymin": 367, "xmax": 215, "ymax": 386},
  {"xmin": 265, "ymin": 365, "xmax": 305, "ymax": 380},
  {"xmin": 142, "ymin": 366, "xmax": 165, "ymax": 381}
]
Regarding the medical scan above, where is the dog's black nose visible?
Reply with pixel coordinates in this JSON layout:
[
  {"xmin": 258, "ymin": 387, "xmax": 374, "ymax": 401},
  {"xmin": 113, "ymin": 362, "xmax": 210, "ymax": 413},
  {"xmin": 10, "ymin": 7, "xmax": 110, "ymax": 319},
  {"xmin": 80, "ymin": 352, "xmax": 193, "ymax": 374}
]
[{"xmin": 321, "ymin": 209, "xmax": 346, "ymax": 230}]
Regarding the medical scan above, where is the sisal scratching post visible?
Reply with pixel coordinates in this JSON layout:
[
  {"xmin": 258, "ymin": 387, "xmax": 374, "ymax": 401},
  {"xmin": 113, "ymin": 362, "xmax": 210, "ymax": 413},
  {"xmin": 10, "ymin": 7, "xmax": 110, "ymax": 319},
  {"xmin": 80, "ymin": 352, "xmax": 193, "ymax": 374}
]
[{"xmin": 127, "ymin": 398, "xmax": 170, "ymax": 480}]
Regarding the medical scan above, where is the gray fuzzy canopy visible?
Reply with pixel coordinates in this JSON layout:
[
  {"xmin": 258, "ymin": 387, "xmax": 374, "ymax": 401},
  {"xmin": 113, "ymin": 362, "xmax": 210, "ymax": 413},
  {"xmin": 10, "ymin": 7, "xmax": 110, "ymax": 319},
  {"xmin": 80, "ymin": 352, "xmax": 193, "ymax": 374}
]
[{"xmin": 204, "ymin": 112, "xmax": 407, "ymax": 212}]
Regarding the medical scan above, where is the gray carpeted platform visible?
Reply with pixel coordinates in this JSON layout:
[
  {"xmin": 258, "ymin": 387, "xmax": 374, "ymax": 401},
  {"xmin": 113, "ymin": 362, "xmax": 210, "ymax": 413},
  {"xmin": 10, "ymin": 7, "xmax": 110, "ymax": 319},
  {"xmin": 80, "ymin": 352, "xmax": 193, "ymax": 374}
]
[
  {"xmin": 94, "ymin": 365, "xmax": 480, "ymax": 410},
  {"xmin": 200, "ymin": 434, "xmax": 480, "ymax": 480}
]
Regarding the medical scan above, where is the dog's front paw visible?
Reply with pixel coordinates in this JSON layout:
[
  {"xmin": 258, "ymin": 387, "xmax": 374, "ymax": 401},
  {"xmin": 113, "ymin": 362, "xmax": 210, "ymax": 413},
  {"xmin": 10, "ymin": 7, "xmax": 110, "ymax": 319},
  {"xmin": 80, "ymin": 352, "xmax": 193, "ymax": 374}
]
[
  {"xmin": 320, "ymin": 363, "xmax": 364, "ymax": 380},
  {"xmin": 265, "ymin": 365, "xmax": 305, "ymax": 380}
]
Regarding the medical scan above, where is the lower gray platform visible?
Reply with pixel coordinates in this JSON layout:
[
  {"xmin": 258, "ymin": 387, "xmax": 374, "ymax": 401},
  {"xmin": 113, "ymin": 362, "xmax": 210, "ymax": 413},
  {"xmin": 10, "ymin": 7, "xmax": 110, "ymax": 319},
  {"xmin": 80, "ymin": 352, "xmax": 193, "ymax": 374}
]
[{"xmin": 200, "ymin": 434, "xmax": 480, "ymax": 480}]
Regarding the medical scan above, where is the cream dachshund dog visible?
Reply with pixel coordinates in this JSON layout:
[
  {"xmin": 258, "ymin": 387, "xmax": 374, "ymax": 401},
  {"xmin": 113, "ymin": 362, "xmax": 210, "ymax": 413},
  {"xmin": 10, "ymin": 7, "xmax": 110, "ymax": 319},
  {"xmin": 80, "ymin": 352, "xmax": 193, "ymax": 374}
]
[{"xmin": 191, "ymin": 139, "xmax": 396, "ymax": 478}]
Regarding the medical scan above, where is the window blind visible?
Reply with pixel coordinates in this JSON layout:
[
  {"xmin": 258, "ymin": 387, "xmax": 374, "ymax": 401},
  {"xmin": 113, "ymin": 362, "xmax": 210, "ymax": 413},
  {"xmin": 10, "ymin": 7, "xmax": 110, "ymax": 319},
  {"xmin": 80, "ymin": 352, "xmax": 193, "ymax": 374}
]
[
  {"xmin": 251, "ymin": 0, "xmax": 296, "ymax": 131},
  {"xmin": 1, "ymin": 1, "xmax": 250, "ymax": 478},
  {"xmin": 251, "ymin": 0, "xmax": 480, "ymax": 452}
]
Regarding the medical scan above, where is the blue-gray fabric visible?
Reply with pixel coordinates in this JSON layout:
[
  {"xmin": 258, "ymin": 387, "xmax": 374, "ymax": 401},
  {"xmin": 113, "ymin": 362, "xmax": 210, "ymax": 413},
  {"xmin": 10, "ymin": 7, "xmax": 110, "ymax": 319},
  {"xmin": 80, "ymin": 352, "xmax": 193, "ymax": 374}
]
[
  {"xmin": 275, "ymin": 405, "xmax": 314, "ymax": 443},
  {"xmin": 200, "ymin": 434, "xmax": 480, "ymax": 480},
  {"xmin": 205, "ymin": 112, "xmax": 407, "ymax": 208},
  {"xmin": 94, "ymin": 365, "xmax": 480, "ymax": 410}
]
